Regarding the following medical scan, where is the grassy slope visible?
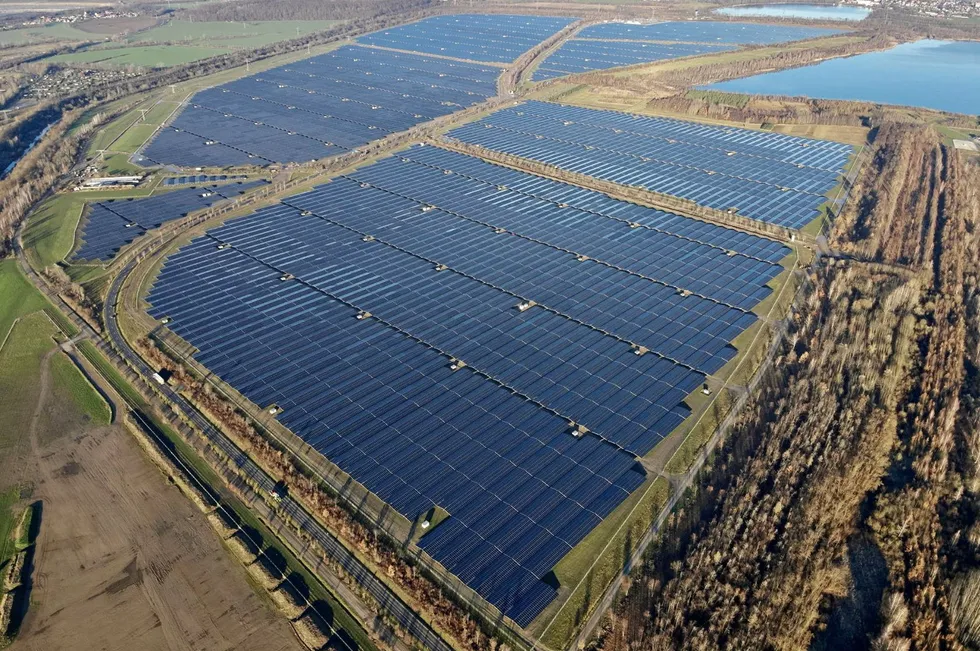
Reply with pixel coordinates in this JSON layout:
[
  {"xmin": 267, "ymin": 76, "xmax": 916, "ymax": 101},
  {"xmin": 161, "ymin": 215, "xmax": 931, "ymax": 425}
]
[
  {"xmin": 48, "ymin": 352, "xmax": 112, "ymax": 426},
  {"xmin": 22, "ymin": 195, "xmax": 86, "ymax": 269},
  {"xmin": 0, "ymin": 486, "xmax": 18, "ymax": 570},
  {"xmin": 23, "ymin": 186, "xmax": 168, "ymax": 269},
  {"xmin": 535, "ymin": 476, "xmax": 670, "ymax": 648}
]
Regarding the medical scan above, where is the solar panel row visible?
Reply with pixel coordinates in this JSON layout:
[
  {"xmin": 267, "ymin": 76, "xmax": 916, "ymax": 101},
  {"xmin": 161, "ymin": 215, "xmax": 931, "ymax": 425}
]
[
  {"xmin": 358, "ymin": 14, "xmax": 577, "ymax": 63},
  {"xmin": 142, "ymin": 45, "xmax": 500, "ymax": 167},
  {"xmin": 73, "ymin": 180, "xmax": 268, "ymax": 261},
  {"xmin": 163, "ymin": 174, "xmax": 247, "ymax": 186},
  {"xmin": 532, "ymin": 38, "xmax": 735, "ymax": 81},
  {"xmin": 400, "ymin": 145, "xmax": 789, "ymax": 263},
  {"xmin": 338, "ymin": 151, "xmax": 782, "ymax": 312},
  {"xmin": 147, "ymin": 235, "xmax": 647, "ymax": 626},
  {"xmin": 449, "ymin": 101, "xmax": 853, "ymax": 228},
  {"xmin": 510, "ymin": 101, "xmax": 854, "ymax": 171},
  {"xmin": 577, "ymin": 20, "xmax": 843, "ymax": 44},
  {"xmin": 145, "ymin": 147, "xmax": 786, "ymax": 626}
]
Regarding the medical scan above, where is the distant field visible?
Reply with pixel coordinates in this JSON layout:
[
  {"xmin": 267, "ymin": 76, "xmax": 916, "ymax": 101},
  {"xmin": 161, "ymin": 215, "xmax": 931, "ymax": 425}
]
[
  {"xmin": 0, "ymin": 258, "xmax": 53, "ymax": 343},
  {"xmin": 48, "ymin": 44, "xmax": 232, "ymax": 67},
  {"xmin": 132, "ymin": 20, "xmax": 343, "ymax": 49},
  {"xmin": 71, "ymin": 16, "xmax": 160, "ymax": 35},
  {"xmin": 0, "ymin": 22, "xmax": 94, "ymax": 46}
]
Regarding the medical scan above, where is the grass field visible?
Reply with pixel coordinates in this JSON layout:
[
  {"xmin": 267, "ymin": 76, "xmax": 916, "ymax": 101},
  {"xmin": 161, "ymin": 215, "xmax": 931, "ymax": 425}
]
[
  {"xmin": 0, "ymin": 23, "xmax": 94, "ymax": 46},
  {"xmin": 132, "ymin": 20, "xmax": 343, "ymax": 49},
  {"xmin": 0, "ymin": 312, "xmax": 59, "ymax": 441},
  {"xmin": 664, "ymin": 388, "xmax": 734, "ymax": 475},
  {"xmin": 0, "ymin": 259, "xmax": 52, "ymax": 343},
  {"xmin": 533, "ymin": 476, "xmax": 670, "ymax": 649},
  {"xmin": 23, "ymin": 189, "xmax": 154, "ymax": 268},
  {"xmin": 0, "ymin": 310, "xmax": 61, "ymax": 570},
  {"xmin": 49, "ymin": 352, "xmax": 112, "ymax": 426},
  {"xmin": 48, "ymin": 44, "xmax": 233, "ymax": 67}
]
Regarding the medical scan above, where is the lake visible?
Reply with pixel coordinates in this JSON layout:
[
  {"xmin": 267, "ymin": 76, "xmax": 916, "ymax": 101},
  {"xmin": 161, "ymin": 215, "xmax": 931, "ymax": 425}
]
[
  {"xmin": 703, "ymin": 40, "xmax": 980, "ymax": 116},
  {"xmin": 714, "ymin": 4, "xmax": 871, "ymax": 21}
]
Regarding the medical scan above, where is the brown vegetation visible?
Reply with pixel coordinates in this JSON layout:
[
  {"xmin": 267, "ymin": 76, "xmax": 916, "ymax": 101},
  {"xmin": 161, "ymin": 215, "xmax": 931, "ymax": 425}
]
[
  {"xmin": 0, "ymin": 589, "xmax": 12, "ymax": 638},
  {"xmin": 833, "ymin": 124, "xmax": 945, "ymax": 266},
  {"xmin": 0, "ymin": 107, "xmax": 82, "ymax": 256},
  {"xmin": 248, "ymin": 553, "xmax": 285, "ymax": 591},
  {"xmin": 293, "ymin": 612, "xmax": 331, "ymax": 650},
  {"xmin": 592, "ymin": 126, "xmax": 980, "ymax": 651},
  {"xmin": 207, "ymin": 509, "xmax": 240, "ymax": 539},
  {"xmin": 125, "ymin": 416, "xmax": 215, "ymax": 512},
  {"xmin": 227, "ymin": 532, "xmax": 260, "ymax": 564},
  {"xmin": 272, "ymin": 582, "xmax": 310, "ymax": 620},
  {"xmin": 2, "ymin": 552, "xmax": 24, "ymax": 591}
]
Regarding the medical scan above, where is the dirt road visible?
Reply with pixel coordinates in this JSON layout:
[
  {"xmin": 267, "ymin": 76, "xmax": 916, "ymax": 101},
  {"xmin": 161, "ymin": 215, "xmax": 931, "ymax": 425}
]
[{"xmin": 11, "ymin": 352, "xmax": 304, "ymax": 651}]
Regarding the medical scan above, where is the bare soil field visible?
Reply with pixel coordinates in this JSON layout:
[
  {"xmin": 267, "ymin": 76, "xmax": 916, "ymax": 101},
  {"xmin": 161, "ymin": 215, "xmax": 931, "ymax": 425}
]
[{"xmin": 9, "ymin": 350, "xmax": 304, "ymax": 651}]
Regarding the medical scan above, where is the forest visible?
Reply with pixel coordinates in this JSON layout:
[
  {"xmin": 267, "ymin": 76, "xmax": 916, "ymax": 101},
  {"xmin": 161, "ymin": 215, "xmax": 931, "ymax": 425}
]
[{"xmin": 593, "ymin": 125, "xmax": 980, "ymax": 651}]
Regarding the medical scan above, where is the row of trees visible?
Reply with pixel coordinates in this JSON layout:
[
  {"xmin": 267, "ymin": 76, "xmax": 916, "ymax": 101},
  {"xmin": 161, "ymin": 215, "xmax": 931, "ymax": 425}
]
[
  {"xmin": 135, "ymin": 338, "xmax": 504, "ymax": 651},
  {"xmin": 832, "ymin": 123, "xmax": 945, "ymax": 266},
  {"xmin": 643, "ymin": 93, "xmax": 869, "ymax": 127}
]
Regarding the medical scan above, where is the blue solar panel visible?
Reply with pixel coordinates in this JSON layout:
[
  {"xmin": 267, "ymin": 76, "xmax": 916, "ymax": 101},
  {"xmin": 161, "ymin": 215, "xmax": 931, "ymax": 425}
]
[
  {"xmin": 577, "ymin": 20, "xmax": 843, "ymax": 44},
  {"xmin": 162, "ymin": 174, "xmax": 247, "ymax": 186},
  {"xmin": 532, "ymin": 39, "xmax": 735, "ymax": 80},
  {"xmin": 448, "ymin": 101, "xmax": 854, "ymax": 228},
  {"xmin": 357, "ymin": 14, "xmax": 577, "ymax": 63},
  {"xmin": 141, "ymin": 45, "xmax": 501, "ymax": 167},
  {"xmin": 73, "ymin": 180, "xmax": 267, "ymax": 261},
  {"xmin": 144, "ymin": 146, "xmax": 787, "ymax": 627}
]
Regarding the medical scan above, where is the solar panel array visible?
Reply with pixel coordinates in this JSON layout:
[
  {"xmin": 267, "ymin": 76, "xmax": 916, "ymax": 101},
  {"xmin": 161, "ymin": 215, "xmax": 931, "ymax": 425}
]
[
  {"xmin": 449, "ymin": 101, "xmax": 853, "ymax": 228},
  {"xmin": 162, "ymin": 174, "xmax": 248, "ymax": 186},
  {"xmin": 73, "ymin": 180, "xmax": 267, "ymax": 261},
  {"xmin": 532, "ymin": 38, "xmax": 735, "ymax": 81},
  {"xmin": 357, "ymin": 14, "xmax": 577, "ymax": 63},
  {"xmin": 141, "ymin": 45, "xmax": 500, "ymax": 167},
  {"xmin": 146, "ymin": 146, "xmax": 788, "ymax": 625},
  {"xmin": 577, "ymin": 20, "xmax": 843, "ymax": 44}
]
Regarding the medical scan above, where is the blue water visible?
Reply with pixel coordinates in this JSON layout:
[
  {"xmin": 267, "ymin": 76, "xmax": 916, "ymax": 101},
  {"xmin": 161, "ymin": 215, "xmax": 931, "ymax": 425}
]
[
  {"xmin": 715, "ymin": 4, "xmax": 871, "ymax": 21},
  {"xmin": 704, "ymin": 40, "xmax": 980, "ymax": 115}
]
